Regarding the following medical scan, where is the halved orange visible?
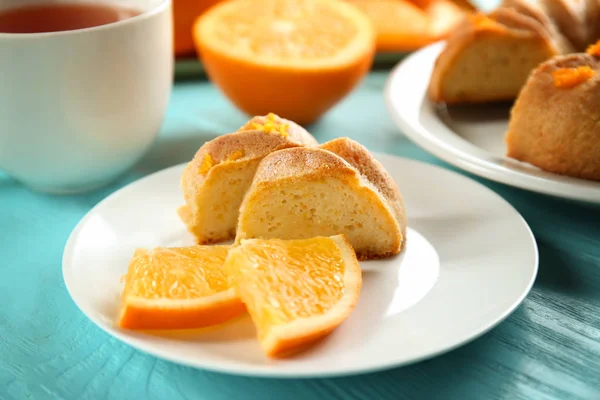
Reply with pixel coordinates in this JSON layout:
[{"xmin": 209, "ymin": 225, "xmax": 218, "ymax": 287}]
[
  {"xmin": 173, "ymin": 0, "xmax": 224, "ymax": 56},
  {"xmin": 224, "ymin": 235, "xmax": 362, "ymax": 357},
  {"xmin": 118, "ymin": 245, "xmax": 245, "ymax": 330},
  {"xmin": 193, "ymin": 0, "xmax": 376, "ymax": 125}
]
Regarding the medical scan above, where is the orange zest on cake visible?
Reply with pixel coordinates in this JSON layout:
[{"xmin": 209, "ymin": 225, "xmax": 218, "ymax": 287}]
[
  {"xmin": 552, "ymin": 66, "xmax": 596, "ymax": 88},
  {"xmin": 586, "ymin": 41, "xmax": 600, "ymax": 57},
  {"xmin": 198, "ymin": 153, "xmax": 215, "ymax": 174},
  {"xmin": 241, "ymin": 113, "xmax": 290, "ymax": 138},
  {"xmin": 227, "ymin": 150, "xmax": 245, "ymax": 161}
]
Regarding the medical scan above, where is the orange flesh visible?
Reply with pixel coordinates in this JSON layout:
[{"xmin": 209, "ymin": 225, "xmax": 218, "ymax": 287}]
[
  {"xmin": 552, "ymin": 67, "xmax": 596, "ymax": 89},
  {"xmin": 211, "ymin": 1, "xmax": 357, "ymax": 61},
  {"xmin": 226, "ymin": 237, "xmax": 345, "ymax": 339},
  {"xmin": 118, "ymin": 245, "xmax": 245, "ymax": 330},
  {"xmin": 122, "ymin": 246, "xmax": 231, "ymax": 299}
]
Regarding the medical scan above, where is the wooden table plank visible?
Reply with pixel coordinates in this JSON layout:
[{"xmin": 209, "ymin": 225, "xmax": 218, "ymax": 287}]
[{"xmin": 1, "ymin": 72, "xmax": 599, "ymax": 400}]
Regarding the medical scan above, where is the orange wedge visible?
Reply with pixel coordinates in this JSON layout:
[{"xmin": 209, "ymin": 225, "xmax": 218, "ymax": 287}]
[
  {"xmin": 193, "ymin": 0, "xmax": 376, "ymax": 125},
  {"xmin": 346, "ymin": 0, "xmax": 471, "ymax": 52},
  {"xmin": 427, "ymin": 0, "xmax": 471, "ymax": 39},
  {"xmin": 224, "ymin": 235, "xmax": 362, "ymax": 357},
  {"xmin": 346, "ymin": 0, "xmax": 432, "ymax": 51},
  {"xmin": 118, "ymin": 245, "xmax": 245, "ymax": 330}
]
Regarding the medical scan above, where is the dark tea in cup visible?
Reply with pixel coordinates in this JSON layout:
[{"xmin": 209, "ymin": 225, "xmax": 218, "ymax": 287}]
[{"xmin": 0, "ymin": 2, "xmax": 140, "ymax": 33}]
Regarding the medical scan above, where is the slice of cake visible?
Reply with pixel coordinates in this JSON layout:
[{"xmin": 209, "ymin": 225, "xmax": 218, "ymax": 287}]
[
  {"xmin": 428, "ymin": 9, "xmax": 561, "ymax": 104},
  {"xmin": 179, "ymin": 114, "xmax": 318, "ymax": 244},
  {"xmin": 319, "ymin": 137, "xmax": 406, "ymax": 240},
  {"xmin": 235, "ymin": 140, "xmax": 406, "ymax": 260}
]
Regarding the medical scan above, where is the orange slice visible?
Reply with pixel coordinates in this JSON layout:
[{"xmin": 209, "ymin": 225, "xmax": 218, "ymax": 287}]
[
  {"xmin": 224, "ymin": 235, "xmax": 362, "ymax": 357},
  {"xmin": 346, "ymin": 0, "xmax": 471, "ymax": 52},
  {"xmin": 427, "ymin": 0, "xmax": 471, "ymax": 38},
  {"xmin": 118, "ymin": 245, "xmax": 245, "ymax": 330},
  {"xmin": 346, "ymin": 0, "xmax": 432, "ymax": 51},
  {"xmin": 192, "ymin": 0, "xmax": 376, "ymax": 125}
]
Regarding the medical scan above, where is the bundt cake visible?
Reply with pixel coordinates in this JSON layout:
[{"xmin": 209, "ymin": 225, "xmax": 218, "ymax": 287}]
[
  {"xmin": 428, "ymin": 9, "xmax": 561, "ymax": 103},
  {"xmin": 235, "ymin": 138, "xmax": 407, "ymax": 260},
  {"xmin": 586, "ymin": 0, "xmax": 600, "ymax": 44},
  {"xmin": 541, "ymin": 0, "xmax": 589, "ymax": 50},
  {"xmin": 428, "ymin": 0, "xmax": 600, "ymax": 104},
  {"xmin": 501, "ymin": 0, "xmax": 575, "ymax": 53},
  {"xmin": 505, "ymin": 46, "xmax": 600, "ymax": 181},
  {"xmin": 179, "ymin": 114, "xmax": 317, "ymax": 244}
]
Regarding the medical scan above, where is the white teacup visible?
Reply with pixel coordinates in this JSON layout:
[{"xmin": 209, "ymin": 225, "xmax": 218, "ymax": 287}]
[{"xmin": 0, "ymin": 0, "xmax": 173, "ymax": 193}]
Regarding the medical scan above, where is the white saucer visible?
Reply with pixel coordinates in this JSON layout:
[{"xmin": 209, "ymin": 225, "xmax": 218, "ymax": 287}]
[
  {"xmin": 62, "ymin": 154, "xmax": 538, "ymax": 378},
  {"xmin": 385, "ymin": 42, "xmax": 600, "ymax": 204}
]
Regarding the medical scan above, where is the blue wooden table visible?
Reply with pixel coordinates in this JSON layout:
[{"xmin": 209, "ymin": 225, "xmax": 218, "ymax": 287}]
[{"xmin": 1, "ymin": 70, "xmax": 600, "ymax": 400}]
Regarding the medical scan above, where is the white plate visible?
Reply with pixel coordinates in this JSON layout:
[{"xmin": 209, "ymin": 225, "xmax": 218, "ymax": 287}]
[
  {"xmin": 384, "ymin": 42, "xmax": 600, "ymax": 204},
  {"xmin": 63, "ymin": 154, "xmax": 538, "ymax": 378}
]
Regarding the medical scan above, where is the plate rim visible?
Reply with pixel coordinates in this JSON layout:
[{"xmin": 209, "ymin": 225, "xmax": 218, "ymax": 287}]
[
  {"xmin": 62, "ymin": 154, "xmax": 539, "ymax": 378},
  {"xmin": 384, "ymin": 41, "xmax": 600, "ymax": 205}
]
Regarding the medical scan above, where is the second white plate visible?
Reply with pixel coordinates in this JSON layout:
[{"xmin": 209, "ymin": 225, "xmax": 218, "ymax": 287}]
[
  {"xmin": 63, "ymin": 154, "xmax": 538, "ymax": 378},
  {"xmin": 385, "ymin": 42, "xmax": 600, "ymax": 204}
]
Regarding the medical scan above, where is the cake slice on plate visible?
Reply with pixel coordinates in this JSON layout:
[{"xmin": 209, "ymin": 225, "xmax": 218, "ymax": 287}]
[
  {"xmin": 179, "ymin": 114, "xmax": 317, "ymax": 244},
  {"xmin": 428, "ymin": 8, "xmax": 561, "ymax": 104},
  {"xmin": 235, "ymin": 138, "xmax": 407, "ymax": 260}
]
